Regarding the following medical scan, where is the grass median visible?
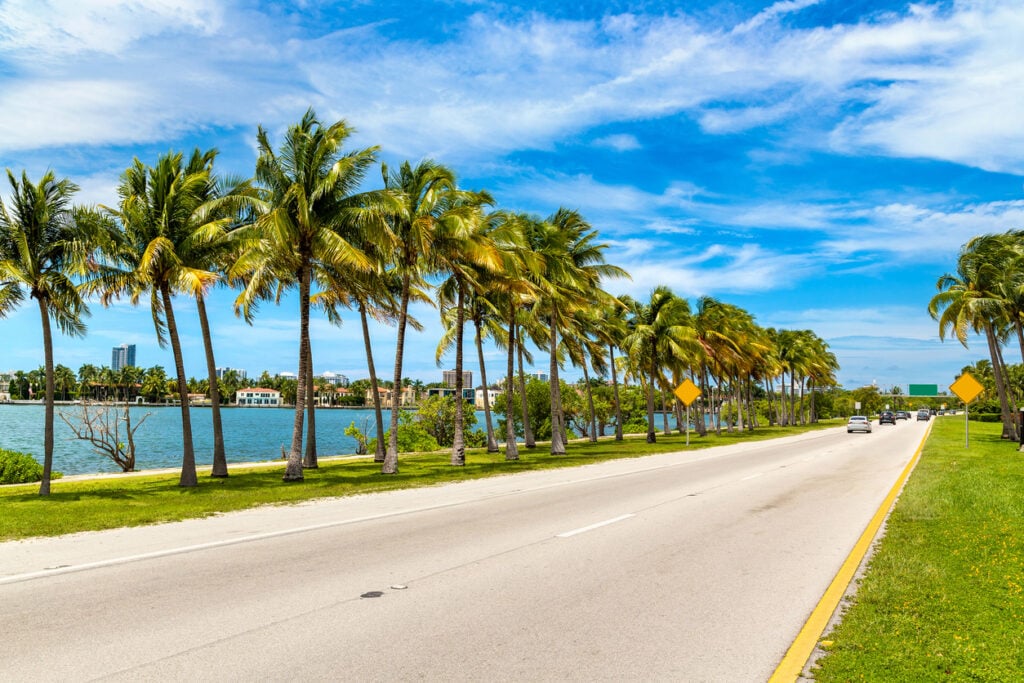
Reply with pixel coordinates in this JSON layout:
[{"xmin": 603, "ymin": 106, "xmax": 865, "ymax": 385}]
[
  {"xmin": 812, "ymin": 417, "xmax": 1024, "ymax": 680},
  {"xmin": 1, "ymin": 422, "xmax": 834, "ymax": 541}
]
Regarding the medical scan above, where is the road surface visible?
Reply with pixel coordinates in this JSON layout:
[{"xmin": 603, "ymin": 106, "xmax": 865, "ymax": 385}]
[{"xmin": 0, "ymin": 420, "xmax": 927, "ymax": 681}]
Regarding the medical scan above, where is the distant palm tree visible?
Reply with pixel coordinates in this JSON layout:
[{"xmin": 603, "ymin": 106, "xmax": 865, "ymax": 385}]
[{"xmin": 0, "ymin": 170, "xmax": 96, "ymax": 495}]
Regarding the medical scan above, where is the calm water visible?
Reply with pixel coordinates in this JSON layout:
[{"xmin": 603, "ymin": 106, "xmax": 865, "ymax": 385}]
[{"xmin": 0, "ymin": 403, "xmax": 403, "ymax": 475}]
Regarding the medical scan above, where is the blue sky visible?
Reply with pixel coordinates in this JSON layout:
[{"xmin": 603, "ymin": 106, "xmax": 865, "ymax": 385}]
[{"xmin": 1, "ymin": 0, "xmax": 1022, "ymax": 392}]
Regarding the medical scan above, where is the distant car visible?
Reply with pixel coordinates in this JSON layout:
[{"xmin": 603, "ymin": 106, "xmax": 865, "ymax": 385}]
[
  {"xmin": 847, "ymin": 415, "xmax": 872, "ymax": 433},
  {"xmin": 879, "ymin": 411, "xmax": 896, "ymax": 425},
  {"xmin": 917, "ymin": 409, "xmax": 930, "ymax": 421},
  {"xmin": 895, "ymin": 410, "xmax": 910, "ymax": 420}
]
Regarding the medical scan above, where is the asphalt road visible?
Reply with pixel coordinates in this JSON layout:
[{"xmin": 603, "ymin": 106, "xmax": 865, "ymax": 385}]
[{"xmin": 0, "ymin": 420, "xmax": 928, "ymax": 682}]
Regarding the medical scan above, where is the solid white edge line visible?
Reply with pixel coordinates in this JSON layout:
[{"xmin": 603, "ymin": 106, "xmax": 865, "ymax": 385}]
[{"xmin": 556, "ymin": 513, "xmax": 635, "ymax": 538}]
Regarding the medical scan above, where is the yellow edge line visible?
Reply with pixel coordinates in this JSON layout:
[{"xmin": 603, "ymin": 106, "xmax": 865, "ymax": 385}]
[{"xmin": 767, "ymin": 423, "xmax": 932, "ymax": 682}]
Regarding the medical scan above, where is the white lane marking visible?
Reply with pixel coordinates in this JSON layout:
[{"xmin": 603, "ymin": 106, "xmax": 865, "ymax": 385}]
[
  {"xmin": 742, "ymin": 472, "xmax": 763, "ymax": 481},
  {"xmin": 556, "ymin": 514, "xmax": 635, "ymax": 538}
]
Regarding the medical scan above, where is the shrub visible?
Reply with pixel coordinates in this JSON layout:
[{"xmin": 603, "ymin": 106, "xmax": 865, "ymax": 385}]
[{"xmin": 0, "ymin": 449, "xmax": 62, "ymax": 484}]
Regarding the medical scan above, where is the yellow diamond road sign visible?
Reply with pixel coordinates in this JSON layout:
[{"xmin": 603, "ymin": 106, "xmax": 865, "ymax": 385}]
[
  {"xmin": 674, "ymin": 379, "xmax": 701, "ymax": 407},
  {"xmin": 950, "ymin": 372, "xmax": 984, "ymax": 404}
]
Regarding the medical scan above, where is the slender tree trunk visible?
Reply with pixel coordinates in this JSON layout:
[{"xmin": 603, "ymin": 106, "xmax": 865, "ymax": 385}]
[
  {"xmin": 661, "ymin": 386, "xmax": 671, "ymax": 435},
  {"xmin": 37, "ymin": 298, "xmax": 55, "ymax": 496},
  {"xmin": 517, "ymin": 329, "xmax": 535, "ymax": 448},
  {"xmin": 582, "ymin": 360, "xmax": 598, "ymax": 442},
  {"xmin": 986, "ymin": 324, "xmax": 1016, "ymax": 440},
  {"xmin": 303, "ymin": 343, "xmax": 318, "ymax": 469},
  {"xmin": 451, "ymin": 285, "xmax": 466, "ymax": 466},
  {"xmin": 610, "ymin": 344, "xmax": 623, "ymax": 440},
  {"xmin": 475, "ymin": 315, "xmax": 498, "ymax": 453},
  {"xmin": 196, "ymin": 294, "xmax": 228, "ymax": 478},
  {"xmin": 284, "ymin": 267, "xmax": 308, "ymax": 482},
  {"xmin": 384, "ymin": 278, "xmax": 411, "ymax": 474},
  {"xmin": 505, "ymin": 310, "xmax": 519, "ymax": 461},
  {"xmin": 359, "ymin": 302, "xmax": 386, "ymax": 462},
  {"xmin": 161, "ymin": 285, "xmax": 198, "ymax": 487},
  {"xmin": 646, "ymin": 342, "xmax": 657, "ymax": 444},
  {"xmin": 549, "ymin": 317, "xmax": 566, "ymax": 455}
]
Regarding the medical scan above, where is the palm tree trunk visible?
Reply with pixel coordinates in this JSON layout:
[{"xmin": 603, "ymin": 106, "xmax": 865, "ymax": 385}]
[
  {"xmin": 359, "ymin": 302, "xmax": 386, "ymax": 462},
  {"xmin": 37, "ymin": 298, "xmax": 55, "ymax": 497},
  {"xmin": 610, "ymin": 344, "xmax": 623, "ymax": 441},
  {"xmin": 986, "ymin": 324, "xmax": 1017, "ymax": 440},
  {"xmin": 517, "ymin": 328, "xmax": 535, "ymax": 448},
  {"xmin": 196, "ymin": 294, "xmax": 228, "ymax": 478},
  {"xmin": 451, "ymin": 285, "xmax": 467, "ymax": 466},
  {"xmin": 303, "ymin": 344, "xmax": 318, "ymax": 469},
  {"xmin": 284, "ymin": 266, "xmax": 309, "ymax": 482},
  {"xmin": 505, "ymin": 310, "xmax": 519, "ymax": 461},
  {"xmin": 475, "ymin": 315, "xmax": 498, "ymax": 452},
  {"xmin": 549, "ymin": 318, "xmax": 566, "ymax": 455},
  {"xmin": 383, "ymin": 277, "xmax": 411, "ymax": 474},
  {"xmin": 582, "ymin": 359, "xmax": 598, "ymax": 442},
  {"xmin": 161, "ymin": 284, "xmax": 198, "ymax": 487},
  {"xmin": 646, "ymin": 343, "xmax": 657, "ymax": 444}
]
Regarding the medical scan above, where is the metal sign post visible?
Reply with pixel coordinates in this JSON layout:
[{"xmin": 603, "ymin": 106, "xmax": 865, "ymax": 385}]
[
  {"xmin": 950, "ymin": 372, "xmax": 984, "ymax": 449},
  {"xmin": 674, "ymin": 379, "xmax": 702, "ymax": 447}
]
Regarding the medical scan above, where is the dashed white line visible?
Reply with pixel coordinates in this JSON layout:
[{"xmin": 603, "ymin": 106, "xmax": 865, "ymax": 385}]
[{"xmin": 556, "ymin": 514, "xmax": 635, "ymax": 538}]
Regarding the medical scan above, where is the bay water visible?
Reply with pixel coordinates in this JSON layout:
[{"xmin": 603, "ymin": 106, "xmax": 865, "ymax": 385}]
[{"xmin": 0, "ymin": 403, "xmax": 400, "ymax": 476}]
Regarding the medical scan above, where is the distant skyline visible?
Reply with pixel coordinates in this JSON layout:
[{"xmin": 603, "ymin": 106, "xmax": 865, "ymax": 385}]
[{"xmin": 3, "ymin": 1, "xmax": 1023, "ymax": 392}]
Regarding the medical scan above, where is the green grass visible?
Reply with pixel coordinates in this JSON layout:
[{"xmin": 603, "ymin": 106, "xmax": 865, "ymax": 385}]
[
  {"xmin": 812, "ymin": 417, "xmax": 1024, "ymax": 681},
  {"xmin": 0, "ymin": 421, "xmax": 834, "ymax": 541}
]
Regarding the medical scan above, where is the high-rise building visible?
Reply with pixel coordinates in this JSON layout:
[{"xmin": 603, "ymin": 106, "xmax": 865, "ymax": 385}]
[
  {"xmin": 443, "ymin": 370, "xmax": 473, "ymax": 388},
  {"xmin": 216, "ymin": 367, "xmax": 248, "ymax": 380},
  {"xmin": 111, "ymin": 344, "xmax": 136, "ymax": 371}
]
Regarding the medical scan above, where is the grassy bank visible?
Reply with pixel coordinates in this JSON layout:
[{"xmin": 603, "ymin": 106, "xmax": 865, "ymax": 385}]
[
  {"xmin": 0, "ymin": 422, "xmax": 832, "ymax": 541},
  {"xmin": 812, "ymin": 417, "xmax": 1024, "ymax": 680}
]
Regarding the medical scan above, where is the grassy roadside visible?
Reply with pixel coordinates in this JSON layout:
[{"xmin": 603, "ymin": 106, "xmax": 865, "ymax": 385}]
[
  {"xmin": 0, "ymin": 422, "xmax": 834, "ymax": 541},
  {"xmin": 812, "ymin": 417, "xmax": 1024, "ymax": 680}
]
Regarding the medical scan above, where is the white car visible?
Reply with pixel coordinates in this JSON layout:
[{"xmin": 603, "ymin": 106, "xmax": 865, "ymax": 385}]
[{"xmin": 847, "ymin": 416, "xmax": 872, "ymax": 433}]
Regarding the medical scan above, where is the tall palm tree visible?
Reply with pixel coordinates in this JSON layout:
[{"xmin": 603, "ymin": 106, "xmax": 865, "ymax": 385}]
[
  {"xmin": 92, "ymin": 151, "xmax": 223, "ymax": 487},
  {"xmin": 380, "ymin": 160, "xmax": 457, "ymax": 474},
  {"xmin": 432, "ymin": 191, "xmax": 499, "ymax": 466},
  {"xmin": 234, "ymin": 108, "xmax": 388, "ymax": 481},
  {"xmin": 930, "ymin": 234, "xmax": 1019, "ymax": 440},
  {"xmin": 526, "ymin": 209, "xmax": 627, "ymax": 454},
  {"xmin": 0, "ymin": 170, "xmax": 95, "ymax": 495},
  {"xmin": 622, "ymin": 287, "xmax": 697, "ymax": 443}
]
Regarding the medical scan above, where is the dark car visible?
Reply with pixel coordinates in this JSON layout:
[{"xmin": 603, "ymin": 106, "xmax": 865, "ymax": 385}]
[
  {"xmin": 917, "ymin": 409, "xmax": 930, "ymax": 421},
  {"xmin": 895, "ymin": 410, "xmax": 910, "ymax": 420},
  {"xmin": 879, "ymin": 411, "xmax": 896, "ymax": 425}
]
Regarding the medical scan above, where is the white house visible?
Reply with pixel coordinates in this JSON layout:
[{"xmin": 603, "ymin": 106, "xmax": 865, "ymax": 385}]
[
  {"xmin": 235, "ymin": 387, "xmax": 282, "ymax": 407},
  {"xmin": 475, "ymin": 386, "xmax": 503, "ymax": 410}
]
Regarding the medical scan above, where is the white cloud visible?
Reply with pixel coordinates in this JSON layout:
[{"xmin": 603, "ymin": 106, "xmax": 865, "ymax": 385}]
[{"xmin": 593, "ymin": 133, "xmax": 641, "ymax": 151}]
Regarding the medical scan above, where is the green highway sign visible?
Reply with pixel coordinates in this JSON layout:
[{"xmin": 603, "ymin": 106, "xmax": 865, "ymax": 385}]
[{"xmin": 908, "ymin": 384, "xmax": 939, "ymax": 397}]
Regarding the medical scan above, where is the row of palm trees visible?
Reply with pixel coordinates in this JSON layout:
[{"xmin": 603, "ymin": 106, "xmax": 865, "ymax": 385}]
[
  {"xmin": 929, "ymin": 229, "xmax": 1024, "ymax": 441},
  {"xmin": 0, "ymin": 107, "xmax": 839, "ymax": 496}
]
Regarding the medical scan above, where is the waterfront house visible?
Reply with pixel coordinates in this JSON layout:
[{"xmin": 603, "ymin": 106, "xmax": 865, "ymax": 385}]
[
  {"xmin": 235, "ymin": 387, "xmax": 282, "ymax": 407},
  {"xmin": 364, "ymin": 385, "xmax": 416, "ymax": 408},
  {"xmin": 474, "ymin": 386, "xmax": 504, "ymax": 410}
]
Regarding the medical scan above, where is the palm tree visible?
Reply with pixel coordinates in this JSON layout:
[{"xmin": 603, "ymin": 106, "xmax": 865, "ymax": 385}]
[
  {"xmin": 930, "ymin": 234, "xmax": 1019, "ymax": 440},
  {"xmin": 380, "ymin": 160, "xmax": 458, "ymax": 474},
  {"xmin": 524, "ymin": 209, "xmax": 627, "ymax": 454},
  {"xmin": 90, "ymin": 151, "xmax": 223, "ymax": 487},
  {"xmin": 0, "ymin": 170, "xmax": 95, "ymax": 495},
  {"xmin": 622, "ymin": 287, "xmax": 697, "ymax": 443},
  {"xmin": 234, "ymin": 108, "xmax": 388, "ymax": 481},
  {"xmin": 433, "ymin": 197, "xmax": 507, "ymax": 465}
]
